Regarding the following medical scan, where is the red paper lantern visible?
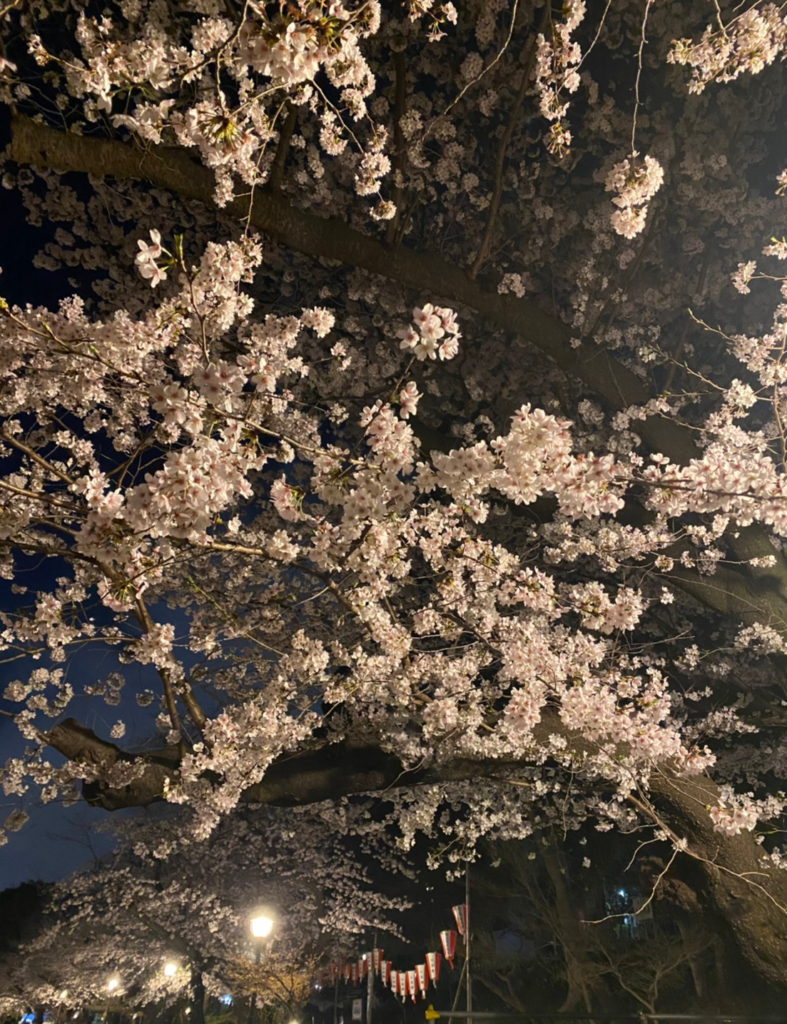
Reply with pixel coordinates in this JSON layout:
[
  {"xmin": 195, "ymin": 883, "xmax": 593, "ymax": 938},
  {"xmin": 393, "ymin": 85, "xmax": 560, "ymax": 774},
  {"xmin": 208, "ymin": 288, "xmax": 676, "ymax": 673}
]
[
  {"xmin": 407, "ymin": 970, "xmax": 417, "ymax": 1004},
  {"xmin": 452, "ymin": 903, "xmax": 468, "ymax": 937},
  {"xmin": 440, "ymin": 930, "xmax": 457, "ymax": 969},
  {"xmin": 426, "ymin": 952, "xmax": 442, "ymax": 987},
  {"xmin": 416, "ymin": 964, "xmax": 427, "ymax": 999}
]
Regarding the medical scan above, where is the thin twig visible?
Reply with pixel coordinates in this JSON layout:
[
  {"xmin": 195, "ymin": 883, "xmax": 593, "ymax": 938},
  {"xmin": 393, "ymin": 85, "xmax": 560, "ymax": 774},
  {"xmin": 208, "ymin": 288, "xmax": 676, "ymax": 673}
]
[
  {"xmin": 631, "ymin": 0, "xmax": 654, "ymax": 156},
  {"xmin": 423, "ymin": 0, "xmax": 521, "ymax": 141},
  {"xmin": 269, "ymin": 102, "xmax": 297, "ymax": 191},
  {"xmin": 470, "ymin": 15, "xmax": 543, "ymax": 278}
]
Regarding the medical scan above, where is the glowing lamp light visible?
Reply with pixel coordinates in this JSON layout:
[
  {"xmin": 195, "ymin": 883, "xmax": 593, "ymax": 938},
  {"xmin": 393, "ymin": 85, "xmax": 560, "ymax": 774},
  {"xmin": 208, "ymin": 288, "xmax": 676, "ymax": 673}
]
[
  {"xmin": 249, "ymin": 914, "xmax": 274, "ymax": 938},
  {"xmin": 164, "ymin": 962, "xmax": 178, "ymax": 977},
  {"xmin": 107, "ymin": 978, "xmax": 120, "ymax": 993}
]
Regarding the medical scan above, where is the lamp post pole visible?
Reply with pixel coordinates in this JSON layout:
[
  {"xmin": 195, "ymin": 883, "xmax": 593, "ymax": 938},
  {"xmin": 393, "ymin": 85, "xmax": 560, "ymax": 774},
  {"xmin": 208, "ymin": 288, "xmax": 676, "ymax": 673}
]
[
  {"xmin": 248, "ymin": 913, "xmax": 275, "ymax": 1024},
  {"xmin": 105, "ymin": 977, "xmax": 120, "ymax": 1024},
  {"xmin": 465, "ymin": 864, "xmax": 472, "ymax": 1024},
  {"xmin": 366, "ymin": 942, "xmax": 375, "ymax": 1024}
]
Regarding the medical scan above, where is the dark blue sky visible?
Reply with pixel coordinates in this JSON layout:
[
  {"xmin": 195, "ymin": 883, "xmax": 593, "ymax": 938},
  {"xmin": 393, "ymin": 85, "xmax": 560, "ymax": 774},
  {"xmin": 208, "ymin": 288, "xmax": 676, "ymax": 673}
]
[{"xmin": 0, "ymin": 643, "xmax": 150, "ymax": 889}]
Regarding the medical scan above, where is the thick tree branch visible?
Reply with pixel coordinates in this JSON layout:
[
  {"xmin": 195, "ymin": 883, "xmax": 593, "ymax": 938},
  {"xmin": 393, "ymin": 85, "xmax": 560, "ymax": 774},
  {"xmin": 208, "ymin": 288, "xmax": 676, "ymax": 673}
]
[
  {"xmin": 1, "ymin": 117, "xmax": 686, "ymax": 452},
  {"xmin": 7, "ymin": 116, "xmax": 787, "ymax": 630},
  {"xmin": 649, "ymin": 768, "xmax": 787, "ymax": 988},
  {"xmin": 43, "ymin": 718, "xmax": 522, "ymax": 810},
  {"xmin": 43, "ymin": 714, "xmax": 787, "ymax": 986}
]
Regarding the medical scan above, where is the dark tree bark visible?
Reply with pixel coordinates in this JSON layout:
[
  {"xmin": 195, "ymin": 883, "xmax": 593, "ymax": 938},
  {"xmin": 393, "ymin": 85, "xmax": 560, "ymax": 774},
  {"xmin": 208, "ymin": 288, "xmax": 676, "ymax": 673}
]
[
  {"xmin": 649, "ymin": 769, "xmax": 787, "ymax": 993},
  {"xmin": 541, "ymin": 847, "xmax": 594, "ymax": 1013}
]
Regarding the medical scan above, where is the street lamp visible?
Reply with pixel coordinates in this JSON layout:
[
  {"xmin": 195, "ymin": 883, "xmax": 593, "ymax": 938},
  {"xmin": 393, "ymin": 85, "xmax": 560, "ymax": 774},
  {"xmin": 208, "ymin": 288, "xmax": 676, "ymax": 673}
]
[
  {"xmin": 106, "ymin": 979, "xmax": 120, "ymax": 994},
  {"xmin": 249, "ymin": 914, "xmax": 274, "ymax": 940},
  {"xmin": 164, "ymin": 962, "xmax": 178, "ymax": 978}
]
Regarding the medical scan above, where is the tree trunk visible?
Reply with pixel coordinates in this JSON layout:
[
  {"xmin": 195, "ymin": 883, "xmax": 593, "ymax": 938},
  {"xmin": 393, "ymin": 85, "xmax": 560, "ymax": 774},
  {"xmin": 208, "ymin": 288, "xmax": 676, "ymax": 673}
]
[
  {"xmin": 542, "ymin": 845, "xmax": 594, "ymax": 1013},
  {"xmin": 675, "ymin": 919, "xmax": 706, "ymax": 1001},
  {"xmin": 650, "ymin": 769, "xmax": 787, "ymax": 990},
  {"xmin": 190, "ymin": 970, "xmax": 206, "ymax": 1024}
]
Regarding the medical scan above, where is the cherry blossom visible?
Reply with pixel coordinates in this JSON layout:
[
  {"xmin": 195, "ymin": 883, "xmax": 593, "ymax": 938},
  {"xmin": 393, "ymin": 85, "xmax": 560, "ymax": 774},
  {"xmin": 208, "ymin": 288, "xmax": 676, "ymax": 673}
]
[{"xmin": 2, "ymin": 0, "xmax": 787, "ymax": 982}]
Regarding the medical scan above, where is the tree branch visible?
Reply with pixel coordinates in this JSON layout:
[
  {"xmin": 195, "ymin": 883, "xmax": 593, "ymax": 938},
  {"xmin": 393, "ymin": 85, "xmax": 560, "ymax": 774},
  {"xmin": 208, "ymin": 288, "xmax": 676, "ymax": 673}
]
[
  {"xmin": 8, "ymin": 116, "xmax": 787, "ymax": 630},
  {"xmin": 470, "ymin": 15, "xmax": 542, "ymax": 278},
  {"xmin": 41, "ymin": 711, "xmax": 787, "ymax": 987},
  {"xmin": 1, "ymin": 116, "xmax": 674, "ymax": 443}
]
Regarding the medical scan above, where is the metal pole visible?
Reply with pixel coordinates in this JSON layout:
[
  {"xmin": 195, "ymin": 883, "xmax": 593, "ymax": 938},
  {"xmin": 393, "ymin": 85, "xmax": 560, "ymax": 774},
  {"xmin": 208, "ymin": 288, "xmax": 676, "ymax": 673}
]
[
  {"xmin": 333, "ymin": 971, "xmax": 339, "ymax": 1024},
  {"xmin": 366, "ymin": 956, "xmax": 373, "ymax": 1024},
  {"xmin": 366, "ymin": 934, "xmax": 376, "ymax": 1024},
  {"xmin": 247, "ymin": 945, "xmax": 261, "ymax": 1024},
  {"xmin": 445, "ymin": 959, "xmax": 467, "ymax": 1024},
  {"xmin": 465, "ymin": 862, "xmax": 472, "ymax": 1024}
]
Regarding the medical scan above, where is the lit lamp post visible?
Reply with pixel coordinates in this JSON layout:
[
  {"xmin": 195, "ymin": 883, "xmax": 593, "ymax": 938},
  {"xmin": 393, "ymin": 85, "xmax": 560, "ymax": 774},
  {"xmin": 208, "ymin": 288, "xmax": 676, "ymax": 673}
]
[
  {"xmin": 249, "ymin": 914, "xmax": 274, "ymax": 953},
  {"xmin": 247, "ymin": 912, "xmax": 275, "ymax": 1024},
  {"xmin": 104, "ymin": 977, "xmax": 120, "ymax": 1024}
]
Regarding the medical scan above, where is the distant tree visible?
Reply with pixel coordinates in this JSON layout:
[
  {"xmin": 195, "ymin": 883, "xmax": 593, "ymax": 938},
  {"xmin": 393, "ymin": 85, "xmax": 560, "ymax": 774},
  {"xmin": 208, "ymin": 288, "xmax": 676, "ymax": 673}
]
[
  {"xmin": 471, "ymin": 837, "xmax": 718, "ymax": 1014},
  {"xmin": 0, "ymin": 883, "xmax": 50, "ymax": 1022},
  {"xmin": 0, "ymin": 806, "xmax": 408, "ymax": 1024}
]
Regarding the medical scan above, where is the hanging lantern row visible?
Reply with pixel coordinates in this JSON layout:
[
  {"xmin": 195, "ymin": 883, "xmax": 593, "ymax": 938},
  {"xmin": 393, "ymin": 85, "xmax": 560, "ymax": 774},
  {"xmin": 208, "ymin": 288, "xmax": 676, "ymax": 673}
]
[{"xmin": 328, "ymin": 902, "xmax": 467, "ymax": 1003}]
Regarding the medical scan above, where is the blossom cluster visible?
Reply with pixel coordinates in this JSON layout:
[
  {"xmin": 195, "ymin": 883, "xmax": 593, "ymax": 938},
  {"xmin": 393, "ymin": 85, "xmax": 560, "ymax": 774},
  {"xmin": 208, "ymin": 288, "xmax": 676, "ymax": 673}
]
[
  {"xmin": 396, "ymin": 303, "xmax": 461, "ymax": 362},
  {"xmin": 710, "ymin": 787, "xmax": 787, "ymax": 836},
  {"xmin": 533, "ymin": 0, "xmax": 586, "ymax": 156},
  {"xmin": 4, "ymin": 0, "xmax": 787, "ymax": 888},
  {"xmin": 605, "ymin": 153, "xmax": 664, "ymax": 239},
  {"xmin": 668, "ymin": 5, "xmax": 787, "ymax": 93}
]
